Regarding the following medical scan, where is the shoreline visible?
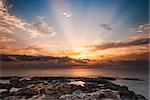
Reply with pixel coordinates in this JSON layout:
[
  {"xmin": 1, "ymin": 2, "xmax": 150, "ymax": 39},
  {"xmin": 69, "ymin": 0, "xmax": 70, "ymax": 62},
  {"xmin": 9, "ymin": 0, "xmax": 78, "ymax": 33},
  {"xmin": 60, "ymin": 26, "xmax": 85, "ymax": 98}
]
[{"xmin": 0, "ymin": 76, "xmax": 147, "ymax": 100}]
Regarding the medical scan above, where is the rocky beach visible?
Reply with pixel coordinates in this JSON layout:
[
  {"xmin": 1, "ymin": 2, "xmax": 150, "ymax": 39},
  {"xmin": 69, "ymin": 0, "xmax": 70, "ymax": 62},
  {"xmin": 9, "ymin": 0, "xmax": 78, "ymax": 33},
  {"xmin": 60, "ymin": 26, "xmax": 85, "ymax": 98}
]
[{"xmin": 0, "ymin": 77, "xmax": 147, "ymax": 100}]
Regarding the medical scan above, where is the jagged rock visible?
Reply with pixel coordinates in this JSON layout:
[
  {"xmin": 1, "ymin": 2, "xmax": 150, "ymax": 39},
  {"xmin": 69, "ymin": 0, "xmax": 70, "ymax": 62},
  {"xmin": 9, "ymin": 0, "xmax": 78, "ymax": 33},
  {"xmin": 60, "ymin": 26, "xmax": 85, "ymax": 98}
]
[
  {"xmin": 119, "ymin": 90, "xmax": 136, "ymax": 99},
  {"xmin": 16, "ymin": 88, "xmax": 38, "ymax": 95},
  {"xmin": 72, "ymin": 90, "xmax": 83, "ymax": 94},
  {"xmin": 10, "ymin": 77, "xmax": 20, "ymax": 87},
  {"xmin": 136, "ymin": 94, "xmax": 147, "ymax": 100},
  {"xmin": 0, "ymin": 83, "xmax": 12, "ymax": 90},
  {"xmin": 0, "ymin": 77, "xmax": 147, "ymax": 100},
  {"xmin": 9, "ymin": 87, "xmax": 20, "ymax": 93},
  {"xmin": 0, "ymin": 91, "xmax": 11, "ymax": 99},
  {"xmin": 60, "ymin": 90, "xmax": 120, "ymax": 100}
]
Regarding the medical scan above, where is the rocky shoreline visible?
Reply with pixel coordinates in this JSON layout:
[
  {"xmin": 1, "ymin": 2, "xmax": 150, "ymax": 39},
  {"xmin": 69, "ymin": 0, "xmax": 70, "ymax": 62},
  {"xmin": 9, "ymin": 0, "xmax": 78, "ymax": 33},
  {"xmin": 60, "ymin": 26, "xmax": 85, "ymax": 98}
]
[{"xmin": 0, "ymin": 77, "xmax": 147, "ymax": 100}]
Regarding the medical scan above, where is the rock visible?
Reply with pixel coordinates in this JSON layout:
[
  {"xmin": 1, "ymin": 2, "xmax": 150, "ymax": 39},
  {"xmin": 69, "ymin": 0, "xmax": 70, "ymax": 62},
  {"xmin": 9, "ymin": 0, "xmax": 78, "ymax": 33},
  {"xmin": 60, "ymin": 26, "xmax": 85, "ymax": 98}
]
[
  {"xmin": 120, "ymin": 86, "xmax": 128, "ymax": 92},
  {"xmin": 0, "ymin": 89, "xmax": 7, "ymax": 94},
  {"xmin": 60, "ymin": 90, "xmax": 120, "ymax": 100},
  {"xmin": 10, "ymin": 77, "xmax": 20, "ymax": 87},
  {"xmin": 0, "ymin": 91, "xmax": 11, "ymax": 99},
  {"xmin": 68, "ymin": 81, "xmax": 85, "ymax": 87},
  {"xmin": 121, "ymin": 78, "xmax": 144, "ymax": 81},
  {"xmin": 84, "ymin": 82, "xmax": 100, "ymax": 92},
  {"xmin": 99, "ymin": 77, "xmax": 117, "ymax": 81},
  {"xmin": 72, "ymin": 90, "xmax": 83, "ymax": 94},
  {"xmin": 101, "ymin": 89, "xmax": 120, "ymax": 99},
  {"xmin": 19, "ymin": 77, "xmax": 31, "ymax": 81},
  {"xmin": 136, "ymin": 94, "xmax": 147, "ymax": 100},
  {"xmin": 9, "ymin": 87, "xmax": 20, "ymax": 93},
  {"xmin": 0, "ymin": 83, "xmax": 12, "ymax": 90},
  {"xmin": 0, "ymin": 77, "xmax": 147, "ymax": 100},
  {"xmin": 16, "ymin": 88, "xmax": 38, "ymax": 95},
  {"xmin": 51, "ymin": 80, "xmax": 57, "ymax": 84},
  {"xmin": 119, "ymin": 90, "xmax": 136, "ymax": 99}
]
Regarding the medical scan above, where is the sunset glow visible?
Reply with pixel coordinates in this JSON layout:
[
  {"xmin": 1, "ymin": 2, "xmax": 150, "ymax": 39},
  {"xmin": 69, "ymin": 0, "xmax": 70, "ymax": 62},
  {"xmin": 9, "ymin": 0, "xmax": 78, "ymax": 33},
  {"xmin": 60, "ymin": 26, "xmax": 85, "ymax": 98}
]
[{"xmin": 0, "ymin": 0, "xmax": 149, "ymax": 61}]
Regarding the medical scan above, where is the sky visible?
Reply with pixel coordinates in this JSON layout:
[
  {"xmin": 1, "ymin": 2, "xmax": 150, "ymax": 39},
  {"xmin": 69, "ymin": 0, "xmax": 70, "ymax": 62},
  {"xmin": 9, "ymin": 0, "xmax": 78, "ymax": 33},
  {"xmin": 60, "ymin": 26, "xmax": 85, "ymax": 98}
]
[{"xmin": 0, "ymin": 0, "xmax": 149, "ymax": 61}]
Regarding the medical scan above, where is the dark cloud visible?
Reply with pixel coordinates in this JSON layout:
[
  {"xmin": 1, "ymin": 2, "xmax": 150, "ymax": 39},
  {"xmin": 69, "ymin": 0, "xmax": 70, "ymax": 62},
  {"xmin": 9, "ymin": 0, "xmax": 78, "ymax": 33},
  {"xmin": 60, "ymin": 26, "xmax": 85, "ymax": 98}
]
[
  {"xmin": 132, "ymin": 24, "xmax": 150, "ymax": 34},
  {"xmin": 99, "ymin": 24, "xmax": 112, "ymax": 31},
  {"xmin": 31, "ymin": 16, "xmax": 56, "ymax": 38},
  {"xmin": 91, "ymin": 38, "xmax": 149, "ymax": 50}
]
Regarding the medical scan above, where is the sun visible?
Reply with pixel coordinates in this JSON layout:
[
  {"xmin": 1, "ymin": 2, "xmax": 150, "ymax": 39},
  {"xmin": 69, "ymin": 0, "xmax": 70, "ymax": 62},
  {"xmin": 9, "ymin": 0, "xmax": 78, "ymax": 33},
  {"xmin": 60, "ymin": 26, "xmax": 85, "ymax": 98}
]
[{"xmin": 66, "ymin": 47, "xmax": 96, "ymax": 59}]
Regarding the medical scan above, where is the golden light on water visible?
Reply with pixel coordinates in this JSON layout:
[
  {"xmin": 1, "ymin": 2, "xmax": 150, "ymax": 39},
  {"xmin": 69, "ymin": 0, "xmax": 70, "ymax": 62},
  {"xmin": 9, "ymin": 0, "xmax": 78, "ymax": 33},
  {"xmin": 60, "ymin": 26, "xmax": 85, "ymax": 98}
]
[{"xmin": 1, "ymin": 67, "xmax": 110, "ymax": 77}]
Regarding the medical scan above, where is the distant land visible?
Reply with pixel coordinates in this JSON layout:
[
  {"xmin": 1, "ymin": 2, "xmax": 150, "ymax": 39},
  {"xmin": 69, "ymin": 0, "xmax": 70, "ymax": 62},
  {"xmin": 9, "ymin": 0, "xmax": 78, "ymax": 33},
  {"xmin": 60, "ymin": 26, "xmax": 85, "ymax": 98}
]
[{"xmin": 0, "ymin": 54, "xmax": 148, "ymax": 70}]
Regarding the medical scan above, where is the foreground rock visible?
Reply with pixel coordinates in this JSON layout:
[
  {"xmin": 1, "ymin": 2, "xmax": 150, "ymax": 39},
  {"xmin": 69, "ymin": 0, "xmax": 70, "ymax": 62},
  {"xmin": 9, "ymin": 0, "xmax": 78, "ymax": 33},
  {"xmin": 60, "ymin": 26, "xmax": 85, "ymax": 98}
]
[
  {"xmin": 0, "ymin": 77, "xmax": 147, "ymax": 100},
  {"xmin": 60, "ymin": 89, "xmax": 120, "ymax": 100}
]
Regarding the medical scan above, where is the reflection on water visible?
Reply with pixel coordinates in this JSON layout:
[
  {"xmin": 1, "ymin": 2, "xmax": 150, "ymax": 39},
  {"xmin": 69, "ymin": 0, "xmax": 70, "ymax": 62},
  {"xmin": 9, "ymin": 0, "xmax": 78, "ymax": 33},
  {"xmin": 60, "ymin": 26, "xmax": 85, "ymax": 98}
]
[
  {"xmin": 68, "ymin": 81, "xmax": 85, "ymax": 87},
  {"xmin": 1, "ymin": 66, "xmax": 148, "ymax": 79}
]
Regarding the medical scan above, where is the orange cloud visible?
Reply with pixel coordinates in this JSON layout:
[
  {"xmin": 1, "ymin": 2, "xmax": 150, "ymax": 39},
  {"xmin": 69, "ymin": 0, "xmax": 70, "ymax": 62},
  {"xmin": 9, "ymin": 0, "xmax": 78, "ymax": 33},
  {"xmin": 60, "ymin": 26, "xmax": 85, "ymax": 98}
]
[
  {"xmin": 83, "ymin": 24, "xmax": 149, "ymax": 61},
  {"xmin": 61, "ymin": 50, "xmax": 81, "ymax": 57},
  {"xmin": 88, "ymin": 38, "xmax": 149, "ymax": 51},
  {"xmin": 0, "ymin": 45, "xmax": 48, "ymax": 56}
]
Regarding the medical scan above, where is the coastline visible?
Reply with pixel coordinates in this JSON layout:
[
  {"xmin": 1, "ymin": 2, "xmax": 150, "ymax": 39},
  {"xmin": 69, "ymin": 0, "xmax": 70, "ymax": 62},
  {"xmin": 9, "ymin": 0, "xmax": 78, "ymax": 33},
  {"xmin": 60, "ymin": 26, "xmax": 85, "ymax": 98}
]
[{"xmin": 0, "ymin": 76, "xmax": 147, "ymax": 100}]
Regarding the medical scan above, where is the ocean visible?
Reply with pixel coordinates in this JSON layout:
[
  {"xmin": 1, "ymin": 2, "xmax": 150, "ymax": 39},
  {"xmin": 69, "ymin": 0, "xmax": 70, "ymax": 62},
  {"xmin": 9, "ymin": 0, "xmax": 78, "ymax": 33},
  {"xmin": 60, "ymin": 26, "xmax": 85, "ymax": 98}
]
[{"xmin": 0, "ymin": 66, "xmax": 149, "ymax": 99}]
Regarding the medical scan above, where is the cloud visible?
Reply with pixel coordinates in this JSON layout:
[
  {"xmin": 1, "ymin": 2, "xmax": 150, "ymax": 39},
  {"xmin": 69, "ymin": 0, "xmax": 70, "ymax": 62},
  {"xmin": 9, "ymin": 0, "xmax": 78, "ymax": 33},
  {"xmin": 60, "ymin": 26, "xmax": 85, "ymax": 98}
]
[
  {"xmin": 90, "ymin": 38, "xmax": 149, "ymax": 50},
  {"xmin": 0, "ymin": 35, "xmax": 14, "ymax": 43},
  {"xmin": 0, "ymin": 45, "xmax": 47, "ymax": 55},
  {"xmin": 116, "ymin": 52, "xmax": 149, "ymax": 60},
  {"xmin": 89, "ymin": 24, "xmax": 150, "ymax": 51},
  {"xmin": 61, "ymin": 12, "xmax": 72, "ymax": 18},
  {"xmin": 0, "ymin": 0, "xmax": 57, "ymax": 54},
  {"xmin": 0, "ymin": 1, "xmax": 56, "ymax": 39},
  {"xmin": 99, "ymin": 24, "xmax": 112, "ymax": 31},
  {"xmin": 0, "ymin": 34, "xmax": 15, "ymax": 48},
  {"xmin": 30, "ymin": 16, "xmax": 56, "ymax": 38},
  {"xmin": 129, "ymin": 24, "xmax": 150, "ymax": 40},
  {"xmin": 61, "ymin": 49, "xmax": 81, "ymax": 57},
  {"xmin": 82, "ymin": 24, "xmax": 150, "ymax": 61},
  {"xmin": 132, "ymin": 24, "xmax": 150, "ymax": 34}
]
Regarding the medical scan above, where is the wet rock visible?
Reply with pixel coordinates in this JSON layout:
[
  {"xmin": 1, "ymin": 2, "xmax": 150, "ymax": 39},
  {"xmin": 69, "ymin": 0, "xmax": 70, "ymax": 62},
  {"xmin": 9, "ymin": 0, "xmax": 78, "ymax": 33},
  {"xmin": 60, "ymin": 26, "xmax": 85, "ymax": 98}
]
[
  {"xmin": 84, "ymin": 82, "xmax": 99, "ymax": 92},
  {"xmin": 19, "ymin": 77, "xmax": 31, "ymax": 81},
  {"xmin": 0, "ymin": 77, "xmax": 147, "ymax": 100},
  {"xmin": 0, "ymin": 89, "xmax": 7, "ymax": 93},
  {"xmin": 72, "ymin": 90, "xmax": 83, "ymax": 94},
  {"xmin": 9, "ymin": 87, "xmax": 20, "ymax": 93},
  {"xmin": 51, "ymin": 80, "xmax": 57, "ymax": 84},
  {"xmin": 0, "ymin": 91, "xmax": 11, "ymax": 99},
  {"xmin": 0, "ymin": 83, "xmax": 12, "ymax": 90},
  {"xmin": 10, "ymin": 77, "xmax": 20, "ymax": 87},
  {"xmin": 119, "ymin": 90, "xmax": 136, "ymax": 99},
  {"xmin": 60, "ymin": 90, "xmax": 120, "ymax": 100},
  {"xmin": 16, "ymin": 88, "xmax": 38, "ymax": 96},
  {"xmin": 136, "ymin": 94, "xmax": 147, "ymax": 100}
]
